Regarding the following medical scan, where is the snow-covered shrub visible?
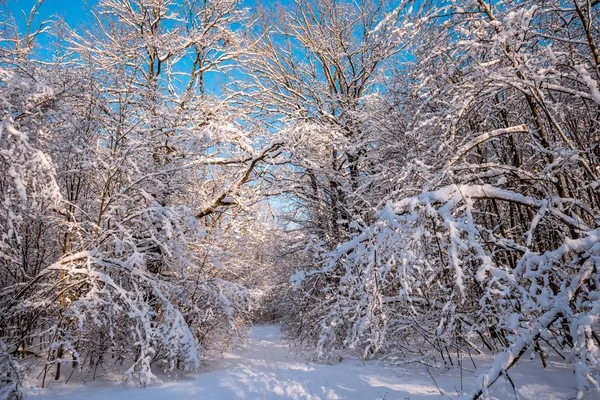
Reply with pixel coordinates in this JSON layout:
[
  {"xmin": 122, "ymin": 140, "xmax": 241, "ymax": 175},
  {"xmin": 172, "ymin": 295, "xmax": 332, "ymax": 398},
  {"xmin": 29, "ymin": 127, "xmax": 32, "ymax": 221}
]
[
  {"xmin": 0, "ymin": 341, "xmax": 27, "ymax": 400},
  {"xmin": 293, "ymin": 185, "xmax": 599, "ymax": 395}
]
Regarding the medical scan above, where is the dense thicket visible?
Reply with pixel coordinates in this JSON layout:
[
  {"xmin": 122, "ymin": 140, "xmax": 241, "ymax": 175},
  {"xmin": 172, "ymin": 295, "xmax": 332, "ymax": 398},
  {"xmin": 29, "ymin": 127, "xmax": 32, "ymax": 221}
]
[
  {"xmin": 0, "ymin": 0, "xmax": 281, "ymax": 397},
  {"xmin": 1, "ymin": 0, "xmax": 599, "ymax": 399},
  {"xmin": 272, "ymin": 1, "xmax": 600, "ymax": 399}
]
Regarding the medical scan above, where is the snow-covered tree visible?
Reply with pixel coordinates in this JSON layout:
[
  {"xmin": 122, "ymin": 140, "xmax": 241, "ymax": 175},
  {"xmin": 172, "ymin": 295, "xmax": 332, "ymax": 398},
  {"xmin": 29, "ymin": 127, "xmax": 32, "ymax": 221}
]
[
  {"xmin": 288, "ymin": 1, "xmax": 600, "ymax": 398},
  {"xmin": 0, "ymin": 0, "xmax": 282, "ymax": 389},
  {"xmin": 239, "ymin": 0, "xmax": 407, "ymax": 247}
]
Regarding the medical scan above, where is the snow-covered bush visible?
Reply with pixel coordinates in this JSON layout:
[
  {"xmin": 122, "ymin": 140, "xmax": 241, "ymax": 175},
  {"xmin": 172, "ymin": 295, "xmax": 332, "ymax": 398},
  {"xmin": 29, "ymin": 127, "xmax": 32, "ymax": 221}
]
[{"xmin": 0, "ymin": 340, "xmax": 27, "ymax": 400}]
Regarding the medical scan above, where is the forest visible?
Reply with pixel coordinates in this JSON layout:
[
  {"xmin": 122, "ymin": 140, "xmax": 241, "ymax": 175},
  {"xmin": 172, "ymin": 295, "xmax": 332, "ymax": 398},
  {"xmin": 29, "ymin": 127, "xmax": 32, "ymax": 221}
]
[{"xmin": 0, "ymin": 0, "xmax": 599, "ymax": 399}]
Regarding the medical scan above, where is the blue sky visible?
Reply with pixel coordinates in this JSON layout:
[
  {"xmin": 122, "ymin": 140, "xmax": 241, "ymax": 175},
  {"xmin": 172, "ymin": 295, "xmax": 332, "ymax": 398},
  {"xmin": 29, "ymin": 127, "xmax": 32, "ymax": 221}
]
[
  {"xmin": 7, "ymin": 0, "xmax": 99, "ymax": 28},
  {"xmin": 4, "ymin": 0, "xmax": 263, "ymax": 94},
  {"xmin": 6, "ymin": 0, "xmax": 261, "ymax": 27}
]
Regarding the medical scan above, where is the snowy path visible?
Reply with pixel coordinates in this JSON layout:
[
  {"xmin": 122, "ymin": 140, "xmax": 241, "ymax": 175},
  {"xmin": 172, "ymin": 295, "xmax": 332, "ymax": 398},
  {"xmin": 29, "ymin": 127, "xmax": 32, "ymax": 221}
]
[{"xmin": 29, "ymin": 325, "xmax": 586, "ymax": 399}]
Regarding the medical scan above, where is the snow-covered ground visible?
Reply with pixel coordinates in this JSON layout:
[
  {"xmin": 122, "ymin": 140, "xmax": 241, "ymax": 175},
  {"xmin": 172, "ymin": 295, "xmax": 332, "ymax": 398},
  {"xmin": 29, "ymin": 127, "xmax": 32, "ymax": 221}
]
[{"xmin": 28, "ymin": 325, "xmax": 590, "ymax": 399}]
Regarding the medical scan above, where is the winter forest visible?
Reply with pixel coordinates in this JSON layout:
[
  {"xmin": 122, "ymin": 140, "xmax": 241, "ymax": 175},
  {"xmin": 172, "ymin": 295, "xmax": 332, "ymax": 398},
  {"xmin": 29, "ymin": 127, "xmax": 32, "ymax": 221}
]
[{"xmin": 0, "ymin": 0, "xmax": 599, "ymax": 399}]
